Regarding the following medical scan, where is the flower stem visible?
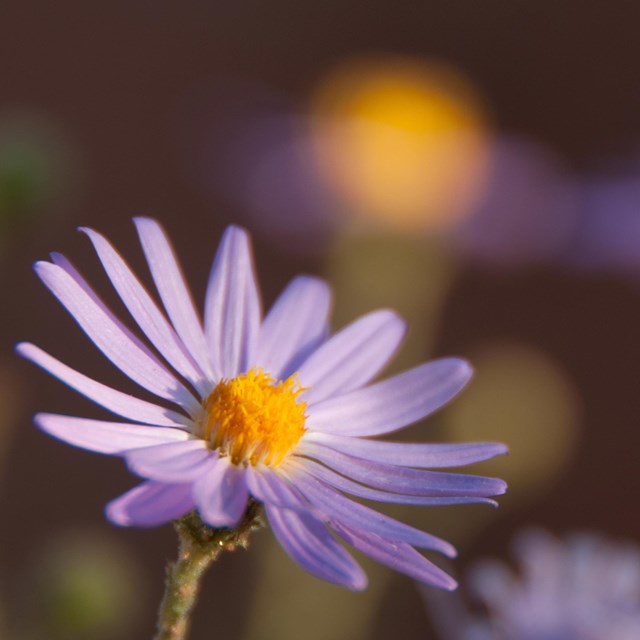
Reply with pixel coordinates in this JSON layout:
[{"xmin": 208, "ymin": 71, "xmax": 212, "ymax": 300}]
[{"xmin": 154, "ymin": 503, "xmax": 263, "ymax": 640}]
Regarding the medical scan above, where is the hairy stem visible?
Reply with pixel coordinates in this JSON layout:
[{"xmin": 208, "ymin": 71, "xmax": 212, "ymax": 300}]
[{"xmin": 154, "ymin": 503, "xmax": 262, "ymax": 640}]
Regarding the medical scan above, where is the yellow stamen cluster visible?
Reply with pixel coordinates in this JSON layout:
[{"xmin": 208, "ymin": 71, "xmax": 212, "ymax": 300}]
[{"xmin": 201, "ymin": 368, "xmax": 307, "ymax": 467}]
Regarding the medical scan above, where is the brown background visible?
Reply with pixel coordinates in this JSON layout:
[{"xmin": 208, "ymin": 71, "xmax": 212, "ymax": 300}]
[{"xmin": 1, "ymin": 2, "xmax": 640, "ymax": 639}]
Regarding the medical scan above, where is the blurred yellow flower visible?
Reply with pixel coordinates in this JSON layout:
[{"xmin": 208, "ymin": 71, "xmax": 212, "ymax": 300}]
[{"xmin": 310, "ymin": 57, "xmax": 490, "ymax": 232}]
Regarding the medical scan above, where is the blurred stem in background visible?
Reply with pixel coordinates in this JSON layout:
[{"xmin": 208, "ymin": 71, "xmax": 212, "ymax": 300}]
[
  {"xmin": 328, "ymin": 230, "xmax": 458, "ymax": 367},
  {"xmin": 244, "ymin": 230, "xmax": 458, "ymax": 640}
]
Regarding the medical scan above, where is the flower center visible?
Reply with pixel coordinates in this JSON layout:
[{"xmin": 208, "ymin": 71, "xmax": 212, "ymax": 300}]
[{"xmin": 200, "ymin": 368, "xmax": 307, "ymax": 466}]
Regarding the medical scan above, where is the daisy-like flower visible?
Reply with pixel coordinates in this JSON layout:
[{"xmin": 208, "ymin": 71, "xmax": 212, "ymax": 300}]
[
  {"xmin": 18, "ymin": 219, "xmax": 506, "ymax": 591},
  {"xmin": 466, "ymin": 529, "xmax": 640, "ymax": 640}
]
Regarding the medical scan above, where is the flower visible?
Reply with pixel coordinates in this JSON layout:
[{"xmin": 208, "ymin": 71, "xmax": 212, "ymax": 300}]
[
  {"xmin": 18, "ymin": 218, "xmax": 506, "ymax": 590},
  {"xmin": 467, "ymin": 529, "xmax": 640, "ymax": 639}
]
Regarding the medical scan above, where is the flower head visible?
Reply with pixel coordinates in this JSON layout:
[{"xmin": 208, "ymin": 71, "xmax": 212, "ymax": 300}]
[
  {"xmin": 468, "ymin": 529, "xmax": 640, "ymax": 639},
  {"xmin": 18, "ymin": 218, "xmax": 506, "ymax": 590}
]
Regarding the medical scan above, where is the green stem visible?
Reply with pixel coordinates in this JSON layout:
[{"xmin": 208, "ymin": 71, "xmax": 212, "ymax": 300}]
[{"xmin": 154, "ymin": 503, "xmax": 263, "ymax": 640}]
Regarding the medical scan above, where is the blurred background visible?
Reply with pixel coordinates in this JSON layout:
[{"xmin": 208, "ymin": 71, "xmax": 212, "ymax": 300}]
[{"xmin": 1, "ymin": 2, "xmax": 640, "ymax": 639}]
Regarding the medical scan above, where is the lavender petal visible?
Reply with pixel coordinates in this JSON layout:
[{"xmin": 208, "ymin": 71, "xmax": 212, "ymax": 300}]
[
  {"xmin": 106, "ymin": 480, "xmax": 194, "ymax": 527},
  {"xmin": 298, "ymin": 309, "xmax": 406, "ymax": 404},
  {"xmin": 288, "ymin": 458, "xmax": 498, "ymax": 507},
  {"xmin": 133, "ymin": 217, "xmax": 213, "ymax": 379},
  {"xmin": 256, "ymin": 276, "xmax": 331, "ymax": 378},
  {"xmin": 265, "ymin": 503, "xmax": 367, "ymax": 590},
  {"xmin": 289, "ymin": 469, "xmax": 456, "ymax": 557},
  {"xmin": 80, "ymin": 227, "xmax": 211, "ymax": 395},
  {"xmin": 16, "ymin": 343, "xmax": 191, "ymax": 427},
  {"xmin": 245, "ymin": 465, "xmax": 308, "ymax": 510},
  {"xmin": 125, "ymin": 440, "xmax": 212, "ymax": 482},
  {"xmin": 297, "ymin": 442, "xmax": 507, "ymax": 498},
  {"xmin": 203, "ymin": 226, "xmax": 261, "ymax": 379},
  {"xmin": 35, "ymin": 259, "xmax": 199, "ymax": 412},
  {"xmin": 333, "ymin": 521, "xmax": 458, "ymax": 590},
  {"xmin": 304, "ymin": 432, "xmax": 507, "ymax": 468},
  {"xmin": 35, "ymin": 413, "xmax": 189, "ymax": 455},
  {"xmin": 306, "ymin": 358, "xmax": 473, "ymax": 436},
  {"xmin": 193, "ymin": 455, "xmax": 249, "ymax": 527}
]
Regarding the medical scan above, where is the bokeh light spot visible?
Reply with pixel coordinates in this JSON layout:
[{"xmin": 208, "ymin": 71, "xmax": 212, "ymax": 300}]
[
  {"xmin": 443, "ymin": 342, "xmax": 581, "ymax": 506},
  {"xmin": 311, "ymin": 57, "xmax": 490, "ymax": 231}
]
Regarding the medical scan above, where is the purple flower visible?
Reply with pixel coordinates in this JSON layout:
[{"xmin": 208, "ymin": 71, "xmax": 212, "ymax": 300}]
[
  {"xmin": 18, "ymin": 219, "xmax": 506, "ymax": 590},
  {"xmin": 468, "ymin": 529, "xmax": 640, "ymax": 639}
]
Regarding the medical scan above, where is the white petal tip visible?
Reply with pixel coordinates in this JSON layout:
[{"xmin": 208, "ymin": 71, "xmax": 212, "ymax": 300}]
[
  {"xmin": 296, "ymin": 274, "xmax": 328, "ymax": 288},
  {"xmin": 224, "ymin": 224, "xmax": 249, "ymax": 235},
  {"xmin": 32, "ymin": 412, "xmax": 48, "ymax": 428},
  {"xmin": 494, "ymin": 480, "xmax": 508, "ymax": 496},
  {"xmin": 380, "ymin": 308, "xmax": 406, "ymax": 326},
  {"xmin": 347, "ymin": 572, "xmax": 369, "ymax": 591},
  {"xmin": 443, "ymin": 545, "xmax": 458, "ymax": 559},
  {"xmin": 448, "ymin": 358, "xmax": 473, "ymax": 383},
  {"xmin": 132, "ymin": 217, "xmax": 161, "ymax": 235},
  {"xmin": 220, "ymin": 225, "xmax": 251, "ymax": 248},
  {"xmin": 14, "ymin": 341, "xmax": 31, "ymax": 357},
  {"xmin": 493, "ymin": 443, "xmax": 509, "ymax": 457},
  {"xmin": 442, "ymin": 578, "xmax": 458, "ymax": 591},
  {"xmin": 105, "ymin": 502, "xmax": 131, "ymax": 527},
  {"xmin": 132, "ymin": 215, "xmax": 155, "ymax": 225}
]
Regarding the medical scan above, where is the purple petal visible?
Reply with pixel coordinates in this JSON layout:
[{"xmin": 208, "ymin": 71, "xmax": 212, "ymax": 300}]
[
  {"xmin": 17, "ymin": 342, "xmax": 191, "ymax": 427},
  {"xmin": 35, "ymin": 259, "xmax": 199, "ymax": 412},
  {"xmin": 80, "ymin": 227, "xmax": 210, "ymax": 395},
  {"xmin": 133, "ymin": 217, "xmax": 213, "ymax": 379},
  {"xmin": 288, "ymin": 458, "xmax": 498, "ymax": 507},
  {"xmin": 245, "ymin": 466, "xmax": 308, "ymax": 510},
  {"xmin": 265, "ymin": 503, "xmax": 367, "ymax": 590},
  {"xmin": 332, "ymin": 521, "xmax": 457, "ymax": 590},
  {"xmin": 290, "ymin": 469, "xmax": 456, "ymax": 557},
  {"xmin": 256, "ymin": 276, "xmax": 331, "ymax": 378},
  {"xmin": 35, "ymin": 413, "xmax": 189, "ymax": 455},
  {"xmin": 193, "ymin": 456, "xmax": 249, "ymax": 527},
  {"xmin": 125, "ymin": 440, "xmax": 212, "ymax": 482},
  {"xmin": 296, "ymin": 442, "xmax": 507, "ymax": 498},
  {"xmin": 304, "ymin": 432, "xmax": 507, "ymax": 468},
  {"xmin": 297, "ymin": 309, "xmax": 406, "ymax": 404},
  {"xmin": 106, "ymin": 481, "xmax": 194, "ymax": 527},
  {"xmin": 307, "ymin": 358, "xmax": 473, "ymax": 436},
  {"xmin": 203, "ymin": 226, "xmax": 261, "ymax": 379}
]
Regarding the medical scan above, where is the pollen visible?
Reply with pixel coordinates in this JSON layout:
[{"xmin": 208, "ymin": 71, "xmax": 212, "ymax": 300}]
[{"xmin": 201, "ymin": 368, "xmax": 307, "ymax": 466}]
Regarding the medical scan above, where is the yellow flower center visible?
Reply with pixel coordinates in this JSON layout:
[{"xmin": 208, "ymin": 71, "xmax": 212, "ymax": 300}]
[{"xmin": 200, "ymin": 368, "xmax": 307, "ymax": 467}]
